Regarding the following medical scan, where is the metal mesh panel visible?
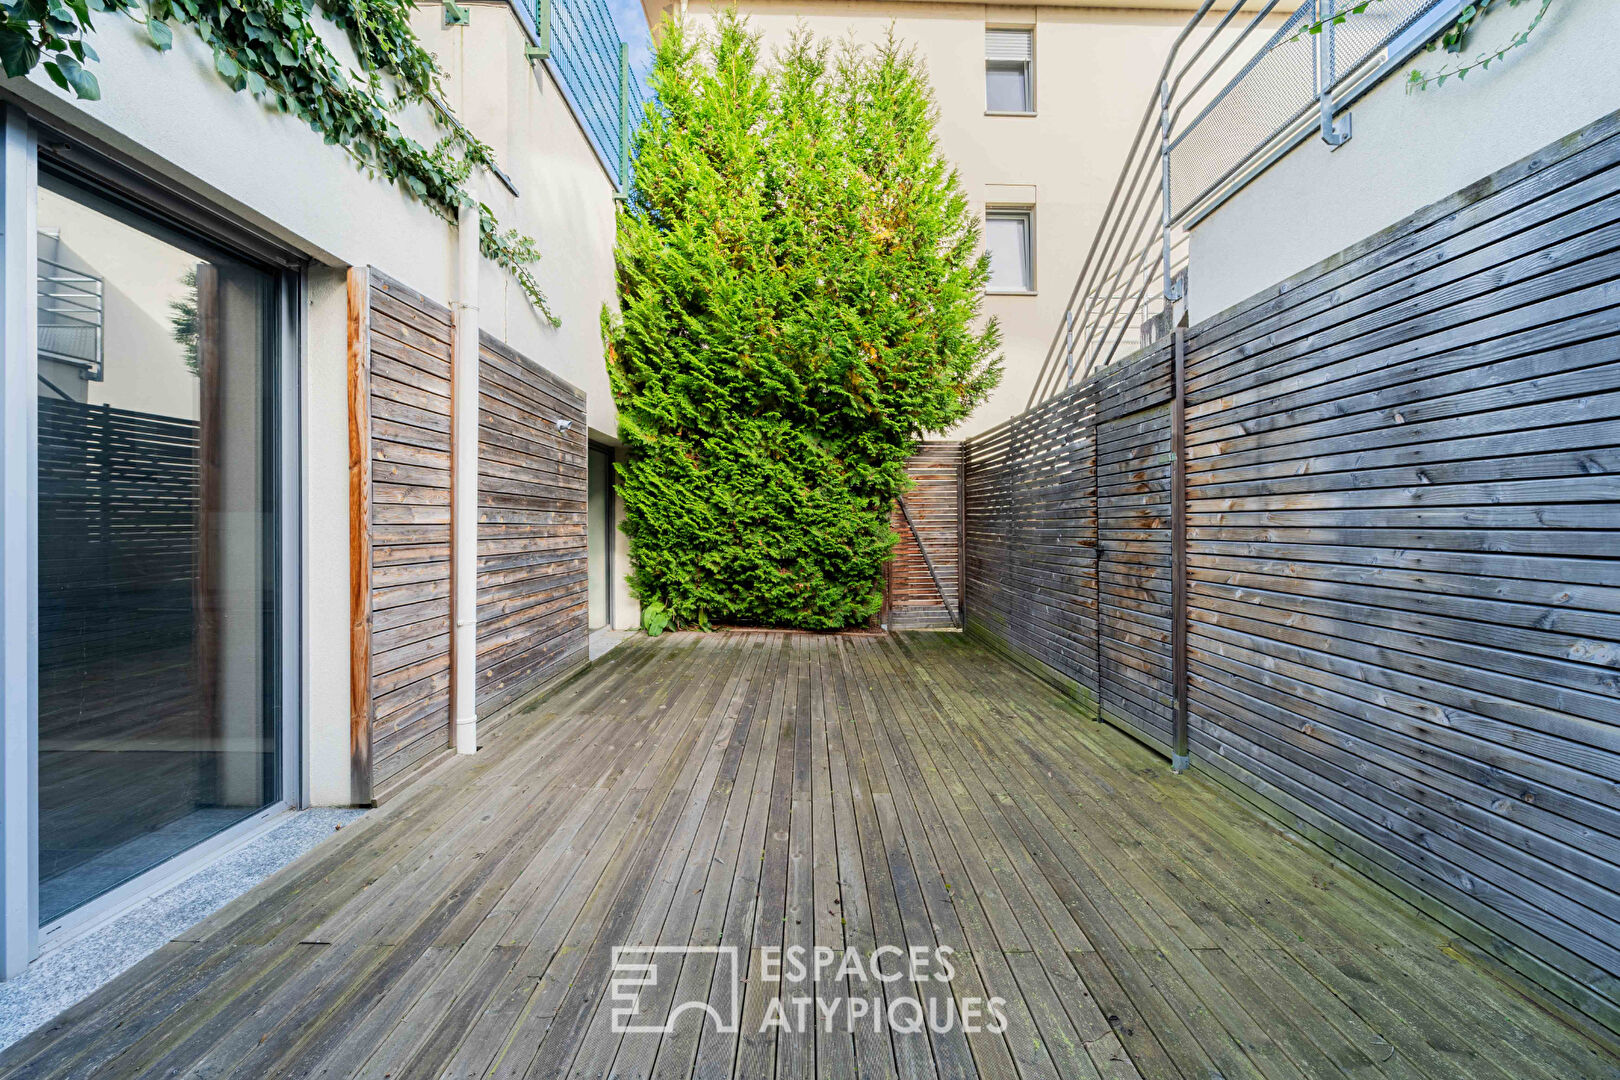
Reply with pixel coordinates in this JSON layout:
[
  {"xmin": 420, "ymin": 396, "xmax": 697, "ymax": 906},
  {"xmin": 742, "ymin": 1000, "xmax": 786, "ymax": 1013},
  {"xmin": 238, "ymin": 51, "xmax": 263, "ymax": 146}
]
[
  {"xmin": 548, "ymin": 0, "xmax": 652, "ymax": 188},
  {"xmin": 1169, "ymin": 0, "xmax": 1445, "ymax": 219},
  {"xmin": 1168, "ymin": 5, "xmax": 1316, "ymax": 218},
  {"xmin": 1324, "ymin": 0, "xmax": 1437, "ymax": 85}
]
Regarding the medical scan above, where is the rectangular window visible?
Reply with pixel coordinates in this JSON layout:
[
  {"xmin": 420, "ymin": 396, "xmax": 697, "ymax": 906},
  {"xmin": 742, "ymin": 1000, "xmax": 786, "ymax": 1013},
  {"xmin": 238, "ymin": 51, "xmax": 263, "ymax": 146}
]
[
  {"xmin": 985, "ymin": 208, "xmax": 1034, "ymax": 293},
  {"xmin": 985, "ymin": 28, "xmax": 1033, "ymax": 114}
]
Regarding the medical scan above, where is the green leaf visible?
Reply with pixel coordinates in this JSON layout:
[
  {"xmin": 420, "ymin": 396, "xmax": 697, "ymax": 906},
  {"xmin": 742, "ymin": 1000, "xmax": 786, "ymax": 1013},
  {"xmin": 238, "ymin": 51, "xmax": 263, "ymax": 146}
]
[
  {"xmin": 0, "ymin": 29, "xmax": 40, "ymax": 77},
  {"xmin": 41, "ymin": 58, "xmax": 68, "ymax": 90},
  {"xmin": 55, "ymin": 53, "xmax": 97, "ymax": 98},
  {"xmin": 642, "ymin": 600, "xmax": 672, "ymax": 637},
  {"xmin": 214, "ymin": 49, "xmax": 238, "ymax": 79},
  {"xmin": 145, "ymin": 17, "xmax": 171, "ymax": 49}
]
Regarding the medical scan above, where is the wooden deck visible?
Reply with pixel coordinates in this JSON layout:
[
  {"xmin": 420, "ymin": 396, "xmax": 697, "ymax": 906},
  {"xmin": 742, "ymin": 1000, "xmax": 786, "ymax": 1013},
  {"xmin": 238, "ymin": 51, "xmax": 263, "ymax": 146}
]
[{"xmin": 3, "ymin": 632, "xmax": 1615, "ymax": 1080}]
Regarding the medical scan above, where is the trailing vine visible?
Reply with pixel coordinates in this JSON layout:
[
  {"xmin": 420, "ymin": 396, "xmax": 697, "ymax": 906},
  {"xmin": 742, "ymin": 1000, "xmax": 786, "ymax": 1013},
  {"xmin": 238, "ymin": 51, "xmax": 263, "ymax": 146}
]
[
  {"xmin": 1284, "ymin": 0, "xmax": 1557, "ymax": 93},
  {"xmin": 0, "ymin": 0, "xmax": 559, "ymax": 323},
  {"xmin": 1406, "ymin": 0, "xmax": 1554, "ymax": 92}
]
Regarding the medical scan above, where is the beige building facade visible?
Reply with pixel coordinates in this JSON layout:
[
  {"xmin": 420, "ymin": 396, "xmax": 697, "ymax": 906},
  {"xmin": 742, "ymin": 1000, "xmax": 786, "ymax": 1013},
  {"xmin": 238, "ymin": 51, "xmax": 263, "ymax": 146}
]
[
  {"xmin": 647, "ymin": 0, "xmax": 1279, "ymax": 435},
  {"xmin": 656, "ymin": 1, "xmax": 1620, "ymax": 422}
]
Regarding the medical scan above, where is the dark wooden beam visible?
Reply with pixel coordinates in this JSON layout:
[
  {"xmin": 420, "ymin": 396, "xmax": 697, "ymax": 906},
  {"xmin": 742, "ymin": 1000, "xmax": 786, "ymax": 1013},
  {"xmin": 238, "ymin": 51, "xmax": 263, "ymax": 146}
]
[{"xmin": 1170, "ymin": 324, "xmax": 1189, "ymax": 773}]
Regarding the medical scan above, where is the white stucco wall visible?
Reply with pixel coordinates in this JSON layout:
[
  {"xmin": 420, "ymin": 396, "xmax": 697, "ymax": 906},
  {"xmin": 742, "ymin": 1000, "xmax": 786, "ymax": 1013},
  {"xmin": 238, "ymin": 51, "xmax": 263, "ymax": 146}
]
[
  {"xmin": 1186, "ymin": 0, "xmax": 1620, "ymax": 325},
  {"xmin": 4, "ymin": 0, "xmax": 626, "ymax": 804}
]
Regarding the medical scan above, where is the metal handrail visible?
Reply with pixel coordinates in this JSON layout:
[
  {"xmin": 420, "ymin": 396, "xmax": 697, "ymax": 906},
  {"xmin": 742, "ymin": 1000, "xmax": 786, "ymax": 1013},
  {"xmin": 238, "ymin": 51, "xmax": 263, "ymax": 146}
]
[
  {"xmin": 37, "ymin": 254, "xmax": 104, "ymax": 379},
  {"xmin": 1026, "ymin": 0, "xmax": 1459, "ymax": 408},
  {"xmin": 506, "ymin": 0, "xmax": 651, "ymax": 191}
]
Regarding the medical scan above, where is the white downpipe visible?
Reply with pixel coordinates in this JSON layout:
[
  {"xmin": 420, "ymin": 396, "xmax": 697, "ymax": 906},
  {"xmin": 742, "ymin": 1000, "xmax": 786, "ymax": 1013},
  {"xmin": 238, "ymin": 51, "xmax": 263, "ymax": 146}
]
[{"xmin": 452, "ymin": 203, "xmax": 480, "ymax": 755}]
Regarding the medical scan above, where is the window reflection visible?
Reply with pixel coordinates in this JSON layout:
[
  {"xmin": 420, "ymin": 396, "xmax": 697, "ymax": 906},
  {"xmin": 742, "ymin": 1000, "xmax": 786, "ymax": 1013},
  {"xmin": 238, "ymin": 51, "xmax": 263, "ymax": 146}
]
[{"xmin": 36, "ymin": 174, "xmax": 281, "ymax": 925}]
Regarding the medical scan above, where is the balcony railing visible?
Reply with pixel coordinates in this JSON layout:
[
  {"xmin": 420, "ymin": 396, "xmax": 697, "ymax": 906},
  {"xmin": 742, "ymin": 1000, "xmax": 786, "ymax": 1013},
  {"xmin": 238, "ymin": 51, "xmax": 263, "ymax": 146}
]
[
  {"xmin": 37, "ymin": 253, "xmax": 103, "ymax": 381},
  {"xmin": 511, "ymin": 0, "xmax": 653, "ymax": 190},
  {"xmin": 1025, "ymin": 0, "xmax": 1465, "ymax": 408}
]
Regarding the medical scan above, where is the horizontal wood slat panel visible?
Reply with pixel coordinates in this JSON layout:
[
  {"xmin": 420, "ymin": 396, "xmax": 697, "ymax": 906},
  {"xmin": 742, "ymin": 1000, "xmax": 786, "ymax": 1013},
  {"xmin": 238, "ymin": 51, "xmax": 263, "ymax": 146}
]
[
  {"xmin": 366, "ymin": 270, "xmax": 455, "ymax": 795},
  {"xmin": 1182, "ymin": 117, "xmax": 1620, "ymax": 1036},
  {"xmin": 959, "ymin": 113, "xmax": 1620, "ymax": 1038},
  {"xmin": 963, "ymin": 376, "xmax": 1104, "ymax": 702},
  {"xmin": 475, "ymin": 333, "xmax": 589, "ymax": 720},
  {"xmin": 354, "ymin": 274, "xmax": 591, "ymax": 800}
]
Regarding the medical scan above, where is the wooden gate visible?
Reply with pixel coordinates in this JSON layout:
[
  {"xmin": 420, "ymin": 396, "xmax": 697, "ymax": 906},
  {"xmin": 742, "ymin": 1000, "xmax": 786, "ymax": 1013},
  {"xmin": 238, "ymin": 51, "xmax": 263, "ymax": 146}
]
[
  {"xmin": 349, "ymin": 269, "xmax": 455, "ymax": 801},
  {"xmin": 474, "ymin": 334, "xmax": 589, "ymax": 717}
]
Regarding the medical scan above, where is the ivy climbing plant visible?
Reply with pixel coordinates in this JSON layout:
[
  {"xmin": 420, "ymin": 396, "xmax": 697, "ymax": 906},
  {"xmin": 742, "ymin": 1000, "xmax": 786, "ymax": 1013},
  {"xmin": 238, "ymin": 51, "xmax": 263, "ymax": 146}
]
[
  {"xmin": 1406, "ymin": 0, "xmax": 1555, "ymax": 92},
  {"xmin": 1287, "ymin": 0, "xmax": 1558, "ymax": 93},
  {"xmin": 0, "ymin": 0, "xmax": 559, "ymax": 323}
]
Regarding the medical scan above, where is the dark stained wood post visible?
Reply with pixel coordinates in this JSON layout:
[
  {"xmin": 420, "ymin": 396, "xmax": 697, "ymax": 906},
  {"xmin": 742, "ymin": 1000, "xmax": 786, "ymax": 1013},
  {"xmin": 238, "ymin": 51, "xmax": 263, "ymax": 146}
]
[
  {"xmin": 347, "ymin": 266, "xmax": 374, "ymax": 806},
  {"xmin": 956, "ymin": 441, "xmax": 966, "ymax": 628},
  {"xmin": 1169, "ymin": 324, "xmax": 1189, "ymax": 773},
  {"xmin": 1091, "ymin": 398, "xmax": 1103, "ymax": 721}
]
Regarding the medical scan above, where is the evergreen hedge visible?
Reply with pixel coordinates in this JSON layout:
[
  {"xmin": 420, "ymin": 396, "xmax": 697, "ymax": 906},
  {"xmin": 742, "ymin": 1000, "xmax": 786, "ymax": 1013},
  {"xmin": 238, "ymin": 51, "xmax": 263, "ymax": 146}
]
[{"xmin": 603, "ymin": 14, "xmax": 1002, "ymax": 630}]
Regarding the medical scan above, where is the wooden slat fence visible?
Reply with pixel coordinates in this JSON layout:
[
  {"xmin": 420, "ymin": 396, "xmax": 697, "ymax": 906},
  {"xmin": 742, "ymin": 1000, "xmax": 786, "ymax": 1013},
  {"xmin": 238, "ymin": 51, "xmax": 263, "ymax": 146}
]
[
  {"xmin": 1096, "ymin": 351, "xmax": 1177, "ymax": 751},
  {"xmin": 349, "ymin": 269, "xmax": 589, "ymax": 802},
  {"xmin": 962, "ymin": 110, "xmax": 1620, "ymax": 1037},
  {"xmin": 38, "ymin": 400, "xmax": 199, "ymax": 693},
  {"xmin": 886, "ymin": 441, "xmax": 963, "ymax": 630},
  {"xmin": 475, "ymin": 333, "xmax": 589, "ymax": 717},
  {"xmin": 962, "ymin": 383, "xmax": 1100, "ymax": 696},
  {"xmin": 351, "ymin": 269, "xmax": 455, "ymax": 799}
]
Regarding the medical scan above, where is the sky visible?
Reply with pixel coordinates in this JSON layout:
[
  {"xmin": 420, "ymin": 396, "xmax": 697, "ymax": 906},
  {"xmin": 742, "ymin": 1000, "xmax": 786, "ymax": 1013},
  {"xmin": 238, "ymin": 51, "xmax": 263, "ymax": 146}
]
[{"xmin": 604, "ymin": 0, "xmax": 654, "ymax": 79}]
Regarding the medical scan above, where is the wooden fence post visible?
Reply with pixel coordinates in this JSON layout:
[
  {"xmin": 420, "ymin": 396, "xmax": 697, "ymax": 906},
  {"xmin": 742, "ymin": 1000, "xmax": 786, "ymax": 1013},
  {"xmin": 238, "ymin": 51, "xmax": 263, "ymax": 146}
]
[
  {"xmin": 956, "ymin": 442, "xmax": 966, "ymax": 629},
  {"xmin": 1169, "ymin": 325, "xmax": 1189, "ymax": 773},
  {"xmin": 347, "ymin": 267, "xmax": 374, "ymax": 806}
]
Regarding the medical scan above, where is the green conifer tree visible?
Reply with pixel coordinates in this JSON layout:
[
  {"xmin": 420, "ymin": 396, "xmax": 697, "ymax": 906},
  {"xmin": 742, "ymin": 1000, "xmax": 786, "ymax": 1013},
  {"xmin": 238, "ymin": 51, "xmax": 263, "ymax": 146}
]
[{"xmin": 604, "ymin": 12, "xmax": 1002, "ymax": 631}]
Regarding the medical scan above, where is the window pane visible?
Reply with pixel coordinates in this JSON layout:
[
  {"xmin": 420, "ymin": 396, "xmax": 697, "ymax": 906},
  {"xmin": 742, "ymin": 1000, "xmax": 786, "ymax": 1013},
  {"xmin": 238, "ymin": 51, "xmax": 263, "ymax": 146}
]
[
  {"xmin": 36, "ymin": 174, "xmax": 281, "ymax": 925},
  {"xmin": 986, "ymin": 61, "xmax": 1030, "ymax": 112},
  {"xmin": 985, "ymin": 213, "xmax": 1031, "ymax": 292}
]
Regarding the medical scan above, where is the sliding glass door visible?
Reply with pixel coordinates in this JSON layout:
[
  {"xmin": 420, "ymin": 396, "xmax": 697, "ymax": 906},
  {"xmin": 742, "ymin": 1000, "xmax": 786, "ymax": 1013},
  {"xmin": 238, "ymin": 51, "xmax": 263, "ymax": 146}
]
[{"xmin": 33, "ymin": 169, "xmax": 284, "ymax": 926}]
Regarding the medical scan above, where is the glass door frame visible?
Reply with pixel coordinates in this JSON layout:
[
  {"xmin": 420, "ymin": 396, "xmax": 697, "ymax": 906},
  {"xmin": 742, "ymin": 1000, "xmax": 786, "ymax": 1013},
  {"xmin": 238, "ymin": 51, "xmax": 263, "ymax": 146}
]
[{"xmin": 0, "ymin": 104, "xmax": 305, "ymax": 976}]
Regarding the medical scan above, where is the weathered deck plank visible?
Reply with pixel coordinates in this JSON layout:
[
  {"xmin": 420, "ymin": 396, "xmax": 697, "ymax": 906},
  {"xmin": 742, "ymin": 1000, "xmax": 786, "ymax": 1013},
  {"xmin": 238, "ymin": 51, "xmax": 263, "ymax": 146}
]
[{"xmin": 2, "ymin": 633, "xmax": 1615, "ymax": 1080}]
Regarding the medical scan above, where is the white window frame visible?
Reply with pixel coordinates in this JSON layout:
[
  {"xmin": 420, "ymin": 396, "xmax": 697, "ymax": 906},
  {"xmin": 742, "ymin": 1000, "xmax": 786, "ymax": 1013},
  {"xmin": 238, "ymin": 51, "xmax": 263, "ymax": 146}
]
[
  {"xmin": 985, "ymin": 27, "xmax": 1035, "ymax": 116},
  {"xmin": 984, "ymin": 206, "xmax": 1035, "ymax": 295}
]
